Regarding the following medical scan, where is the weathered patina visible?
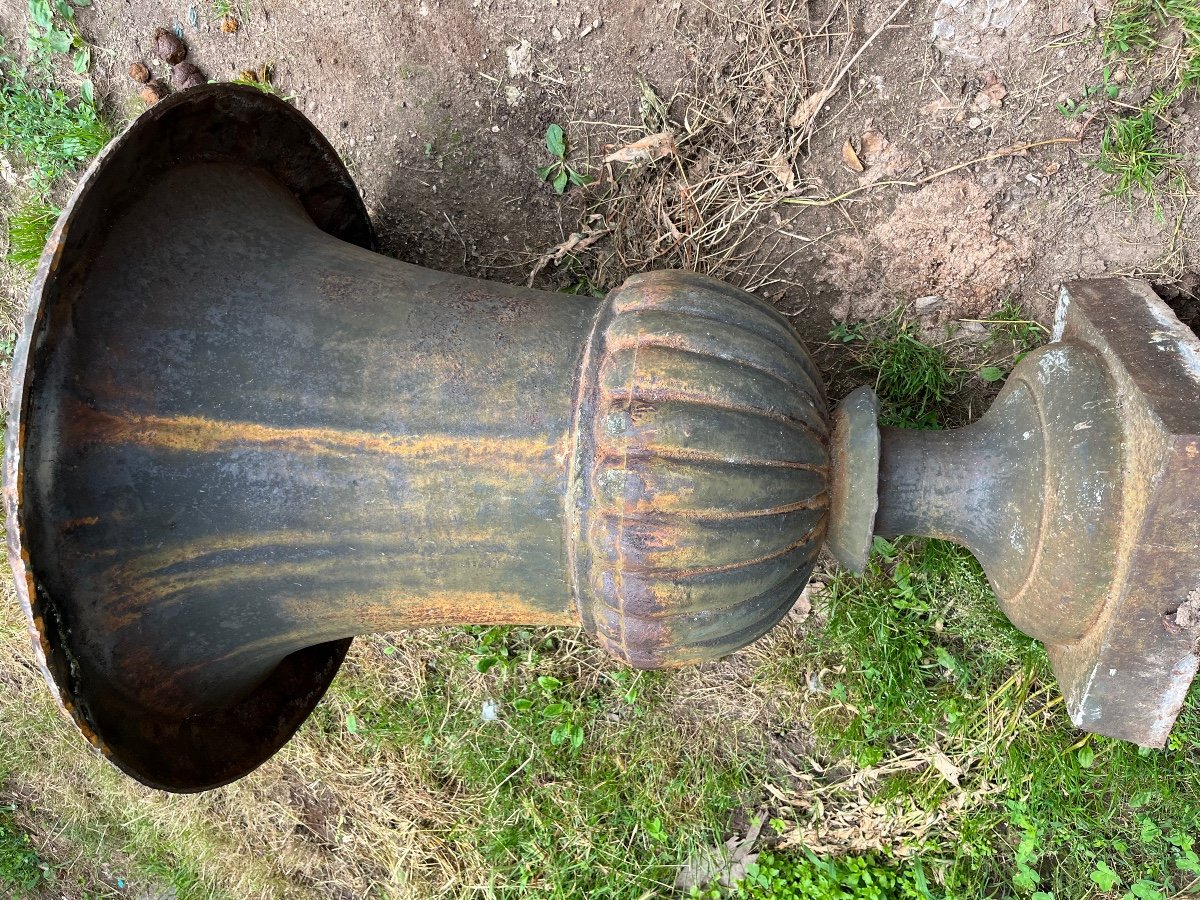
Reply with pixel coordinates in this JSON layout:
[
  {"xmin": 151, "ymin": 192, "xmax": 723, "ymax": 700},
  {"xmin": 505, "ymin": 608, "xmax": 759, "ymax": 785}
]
[
  {"xmin": 5, "ymin": 85, "xmax": 828, "ymax": 791},
  {"xmin": 841, "ymin": 280, "xmax": 1200, "ymax": 747},
  {"xmin": 6, "ymin": 84, "xmax": 1198, "ymax": 794}
]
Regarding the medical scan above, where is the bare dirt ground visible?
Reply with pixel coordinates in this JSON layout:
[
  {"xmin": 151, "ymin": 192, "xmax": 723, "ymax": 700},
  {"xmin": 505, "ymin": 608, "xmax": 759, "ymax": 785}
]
[
  {"xmin": 2, "ymin": 0, "xmax": 1199, "ymax": 897},
  {"xmin": 7, "ymin": 0, "xmax": 1193, "ymax": 334}
]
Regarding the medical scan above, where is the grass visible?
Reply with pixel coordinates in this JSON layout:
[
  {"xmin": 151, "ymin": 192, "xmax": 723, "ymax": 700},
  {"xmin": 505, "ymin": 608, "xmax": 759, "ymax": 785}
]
[
  {"xmin": 331, "ymin": 626, "xmax": 762, "ymax": 896},
  {"xmin": 1091, "ymin": 0, "xmax": 1200, "ymax": 210},
  {"xmin": 1, "ymin": 35, "xmax": 108, "ymax": 271},
  {"xmin": 1103, "ymin": 0, "xmax": 1200, "ymax": 86},
  {"xmin": 747, "ymin": 316, "xmax": 1200, "ymax": 899},
  {"xmin": 1093, "ymin": 92, "xmax": 1186, "ymax": 206},
  {"xmin": 830, "ymin": 310, "xmax": 962, "ymax": 429},
  {"xmin": 0, "ymin": 593, "xmax": 796, "ymax": 897},
  {"xmin": 743, "ymin": 310, "xmax": 1200, "ymax": 899},
  {"xmin": 776, "ymin": 536, "xmax": 1200, "ymax": 899},
  {"xmin": 0, "ymin": 46, "xmax": 109, "ymax": 199},
  {"xmin": 4, "ymin": 201, "xmax": 58, "ymax": 271},
  {"xmin": 0, "ymin": 803, "xmax": 47, "ymax": 896}
]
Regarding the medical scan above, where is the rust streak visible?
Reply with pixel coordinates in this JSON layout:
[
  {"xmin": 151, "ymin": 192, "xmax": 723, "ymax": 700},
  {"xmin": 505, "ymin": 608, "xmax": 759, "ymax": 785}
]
[
  {"xmin": 599, "ymin": 492, "xmax": 830, "ymax": 522},
  {"xmin": 60, "ymin": 516, "xmax": 100, "ymax": 533},
  {"xmin": 110, "ymin": 528, "xmax": 527, "ymax": 582},
  {"xmin": 68, "ymin": 402, "xmax": 556, "ymax": 465},
  {"xmin": 614, "ymin": 329, "xmax": 644, "ymax": 663},
  {"xmin": 610, "ymin": 289, "xmax": 816, "ymax": 379},
  {"xmin": 596, "ymin": 444, "xmax": 829, "ymax": 472},
  {"xmin": 169, "ymin": 590, "xmax": 577, "ymax": 678},
  {"xmin": 102, "ymin": 529, "xmax": 531, "ymax": 627},
  {"xmin": 599, "ymin": 386, "xmax": 826, "ymax": 441},
  {"xmin": 603, "ymin": 333, "xmax": 820, "ymax": 396},
  {"xmin": 631, "ymin": 522, "xmax": 826, "ymax": 579}
]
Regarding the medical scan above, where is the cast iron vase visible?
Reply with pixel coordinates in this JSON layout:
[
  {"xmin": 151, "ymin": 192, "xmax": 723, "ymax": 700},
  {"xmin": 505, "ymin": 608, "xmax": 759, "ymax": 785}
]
[{"xmin": 7, "ymin": 85, "xmax": 1199, "ymax": 791}]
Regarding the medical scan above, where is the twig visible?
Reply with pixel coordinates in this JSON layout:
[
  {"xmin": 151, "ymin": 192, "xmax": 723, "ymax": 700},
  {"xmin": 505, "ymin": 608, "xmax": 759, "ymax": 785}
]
[
  {"xmin": 783, "ymin": 137, "xmax": 1081, "ymax": 208},
  {"xmin": 820, "ymin": 0, "xmax": 914, "ymax": 113}
]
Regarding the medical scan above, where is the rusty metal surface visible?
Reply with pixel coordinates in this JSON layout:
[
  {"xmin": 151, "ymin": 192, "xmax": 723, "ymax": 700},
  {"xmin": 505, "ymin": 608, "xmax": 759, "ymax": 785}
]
[
  {"xmin": 876, "ymin": 341, "xmax": 1124, "ymax": 646},
  {"xmin": 1043, "ymin": 278, "xmax": 1200, "ymax": 746},
  {"xmin": 569, "ymin": 271, "xmax": 830, "ymax": 667},
  {"xmin": 873, "ymin": 277, "xmax": 1200, "ymax": 746},
  {"xmin": 827, "ymin": 385, "xmax": 879, "ymax": 574},
  {"xmin": 6, "ymin": 85, "xmax": 834, "ymax": 791},
  {"xmin": 6, "ymin": 85, "xmax": 379, "ymax": 791}
]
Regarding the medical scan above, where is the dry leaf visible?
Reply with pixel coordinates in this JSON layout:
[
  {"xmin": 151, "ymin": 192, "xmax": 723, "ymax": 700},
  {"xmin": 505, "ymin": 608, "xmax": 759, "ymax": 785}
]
[
  {"xmin": 929, "ymin": 749, "xmax": 963, "ymax": 787},
  {"xmin": 788, "ymin": 88, "xmax": 832, "ymax": 129},
  {"xmin": 527, "ymin": 220, "xmax": 610, "ymax": 285},
  {"xmin": 766, "ymin": 156, "xmax": 796, "ymax": 190},
  {"xmin": 603, "ymin": 131, "xmax": 677, "ymax": 165},
  {"xmin": 922, "ymin": 97, "xmax": 960, "ymax": 116},
  {"xmin": 841, "ymin": 140, "xmax": 864, "ymax": 173},
  {"xmin": 984, "ymin": 82, "xmax": 1008, "ymax": 102},
  {"xmin": 675, "ymin": 814, "xmax": 764, "ymax": 892},
  {"xmin": 859, "ymin": 129, "xmax": 889, "ymax": 165}
]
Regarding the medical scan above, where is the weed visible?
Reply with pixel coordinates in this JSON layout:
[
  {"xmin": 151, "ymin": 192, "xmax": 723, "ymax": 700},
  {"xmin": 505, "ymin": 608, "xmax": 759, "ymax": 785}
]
[
  {"xmin": 1094, "ymin": 94, "xmax": 1186, "ymax": 208},
  {"xmin": 972, "ymin": 297, "xmax": 1048, "ymax": 383},
  {"xmin": 230, "ymin": 63, "xmax": 291, "ymax": 100},
  {"xmin": 692, "ymin": 849, "xmax": 930, "ymax": 900},
  {"xmin": 0, "ymin": 803, "xmax": 48, "ymax": 895},
  {"xmin": 983, "ymin": 297, "xmax": 1047, "ymax": 355},
  {"xmin": 1055, "ymin": 65, "xmax": 1122, "ymax": 118},
  {"xmin": 1095, "ymin": 1, "xmax": 1200, "ymax": 210},
  {"xmin": 0, "ymin": 50, "xmax": 110, "ymax": 198},
  {"xmin": 537, "ymin": 123, "xmax": 594, "ymax": 194},
  {"xmin": 831, "ymin": 310, "xmax": 961, "ymax": 428},
  {"xmin": 5, "ymin": 201, "xmax": 58, "ymax": 271},
  {"xmin": 26, "ymin": 0, "xmax": 94, "ymax": 74}
]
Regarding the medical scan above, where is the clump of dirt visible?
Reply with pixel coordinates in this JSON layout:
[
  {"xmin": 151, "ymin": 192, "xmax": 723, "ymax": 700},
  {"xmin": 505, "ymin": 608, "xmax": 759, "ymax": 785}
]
[
  {"xmin": 823, "ymin": 176, "xmax": 1031, "ymax": 322},
  {"xmin": 138, "ymin": 81, "xmax": 165, "ymax": 105},
  {"xmin": 171, "ymin": 61, "xmax": 205, "ymax": 89},
  {"xmin": 151, "ymin": 26, "xmax": 186, "ymax": 65}
]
